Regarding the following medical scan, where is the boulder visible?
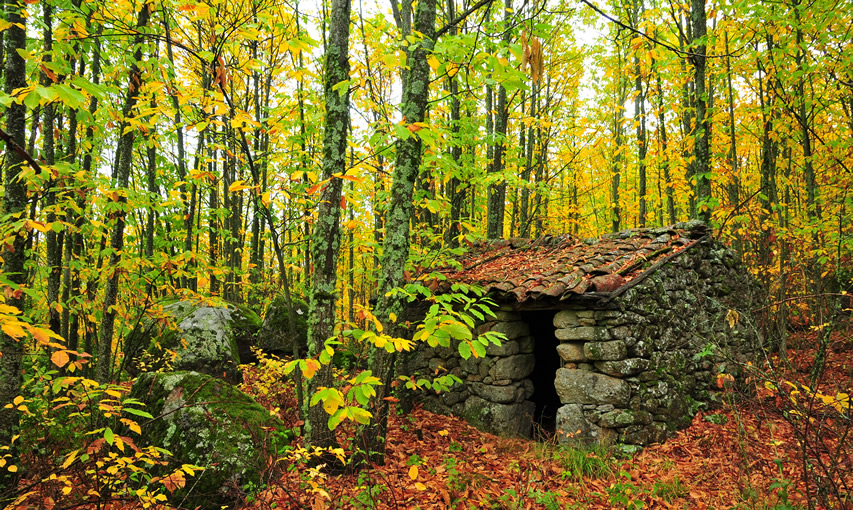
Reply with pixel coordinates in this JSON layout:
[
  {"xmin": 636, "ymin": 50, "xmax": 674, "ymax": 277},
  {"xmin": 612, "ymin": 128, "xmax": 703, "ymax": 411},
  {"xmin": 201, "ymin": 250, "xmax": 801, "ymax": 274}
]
[
  {"xmin": 583, "ymin": 340, "xmax": 628, "ymax": 361},
  {"xmin": 128, "ymin": 371, "xmax": 288, "ymax": 509},
  {"xmin": 258, "ymin": 295, "xmax": 309, "ymax": 356},
  {"xmin": 125, "ymin": 300, "xmax": 261, "ymax": 383}
]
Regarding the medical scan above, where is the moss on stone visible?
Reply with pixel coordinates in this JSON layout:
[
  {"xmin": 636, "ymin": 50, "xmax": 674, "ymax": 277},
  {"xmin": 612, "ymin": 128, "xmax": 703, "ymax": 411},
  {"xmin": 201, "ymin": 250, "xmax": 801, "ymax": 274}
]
[{"xmin": 128, "ymin": 371, "xmax": 287, "ymax": 509}]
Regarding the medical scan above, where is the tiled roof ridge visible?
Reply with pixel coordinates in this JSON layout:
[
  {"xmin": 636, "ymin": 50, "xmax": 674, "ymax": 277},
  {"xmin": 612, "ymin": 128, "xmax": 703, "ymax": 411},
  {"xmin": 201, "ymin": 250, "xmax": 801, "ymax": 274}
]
[{"xmin": 431, "ymin": 221, "xmax": 713, "ymax": 303}]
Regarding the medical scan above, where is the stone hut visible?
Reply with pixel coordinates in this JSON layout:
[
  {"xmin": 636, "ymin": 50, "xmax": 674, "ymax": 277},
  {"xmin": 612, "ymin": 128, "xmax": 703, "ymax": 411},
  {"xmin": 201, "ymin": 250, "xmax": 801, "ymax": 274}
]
[{"xmin": 408, "ymin": 221, "xmax": 759, "ymax": 447}]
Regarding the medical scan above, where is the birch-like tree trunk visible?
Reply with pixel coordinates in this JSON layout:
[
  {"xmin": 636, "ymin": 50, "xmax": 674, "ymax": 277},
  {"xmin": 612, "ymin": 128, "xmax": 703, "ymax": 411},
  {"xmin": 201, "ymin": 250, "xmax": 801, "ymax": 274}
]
[{"xmin": 306, "ymin": 0, "xmax": 351, "ymax": 451}]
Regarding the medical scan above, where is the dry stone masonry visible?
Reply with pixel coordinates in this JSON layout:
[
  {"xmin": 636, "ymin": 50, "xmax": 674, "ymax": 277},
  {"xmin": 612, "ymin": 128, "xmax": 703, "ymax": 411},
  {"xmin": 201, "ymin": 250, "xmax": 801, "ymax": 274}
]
[{"xmin": 410, "ymin": 221, "xmax": 760, "ymax": 447}]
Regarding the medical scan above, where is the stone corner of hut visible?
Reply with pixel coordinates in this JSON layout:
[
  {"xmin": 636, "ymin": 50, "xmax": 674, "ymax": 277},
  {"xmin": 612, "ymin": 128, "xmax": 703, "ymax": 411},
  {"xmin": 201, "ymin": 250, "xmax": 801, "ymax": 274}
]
[{"xmin": 406, "ymin": 223, "xmax": 762, "ymax": 448}]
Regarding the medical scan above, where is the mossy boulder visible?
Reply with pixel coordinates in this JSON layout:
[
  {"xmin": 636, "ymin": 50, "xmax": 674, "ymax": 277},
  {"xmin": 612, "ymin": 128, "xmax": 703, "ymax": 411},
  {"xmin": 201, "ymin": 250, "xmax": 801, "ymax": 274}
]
[
  {"xmin": 128, "ymin": 371, "xmax": 286, "ymax": 509},
  {"xmin": 125, "ymin": 300, "xmax": 261, "ymax": 383},
  {"xmin": 258, "ymin": 295, "xmax": 308, "ymax": 355}
]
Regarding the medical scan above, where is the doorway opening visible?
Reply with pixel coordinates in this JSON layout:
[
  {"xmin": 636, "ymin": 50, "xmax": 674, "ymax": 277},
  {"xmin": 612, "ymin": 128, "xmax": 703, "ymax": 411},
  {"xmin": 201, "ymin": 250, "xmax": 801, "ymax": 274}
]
[{"xmin": 523, "ymin": 310, "xmax": 562, "ymax": 441}]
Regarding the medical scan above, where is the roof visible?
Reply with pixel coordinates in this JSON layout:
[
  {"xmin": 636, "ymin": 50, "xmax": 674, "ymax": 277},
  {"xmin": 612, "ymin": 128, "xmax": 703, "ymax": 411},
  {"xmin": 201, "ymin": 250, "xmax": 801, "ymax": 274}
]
[{"xmin": 430, "ymin": 221, "xmax": 712, "ymax": 304}]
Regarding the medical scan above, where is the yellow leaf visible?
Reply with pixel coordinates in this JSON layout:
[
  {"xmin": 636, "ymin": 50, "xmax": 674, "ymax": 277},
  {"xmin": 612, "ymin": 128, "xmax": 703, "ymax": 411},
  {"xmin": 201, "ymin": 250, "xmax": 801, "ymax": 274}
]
[
  {"xmin": 323, "ymin": 398, "xmax": 339, "ymax": 415},
  {"xmin": 8, "ymin": 464, "xmax": 17, "ymax": 473},
  {"xmin": 61, "ymin": 449, "xmax": 78, "ymax": 469},
  {"xmin": 1, "ymin": 322, "xmax": 26, "ymax": 339},
  {"xmin": 228, "ymin": 180, "xmax": 252, "ymax": 193},
  {"xmin": 0, "ymin": 304, "xmax": 21, "ymax": 315},
  {"xmin": 389, "ymin": 313, "xmax": 397, "ymax": 323},
  {"xmin": 30, "ymin": 327, "xmax": 50, "ymax": 345},
  {"xmin": 13, "ymin": 396, "xmax": 24, "ymax": 406},
  {"xmin": 261, "ymin": 191, "xmax": 271, "ymax": 207},
  {"xmin": 408, "ymin": 465, "xmax": 418, "ymax": 480},
  {"xmin": 438, "ymin": 429, "xmax": 449, "ymax": 437},
  {"xmin": 51, "ymin": 350, "xmax": 70, "ymax": 368},
  {"xmin": 415, "ymin": 482, "xmax": 426, "ymax": 491},
  {"xmin": 427, "ymin": 55, "xmax": 440, "ymax": 71},
  {"xmin": 303, "ymin": 359, "xmax": 320, "ymax": 379}
]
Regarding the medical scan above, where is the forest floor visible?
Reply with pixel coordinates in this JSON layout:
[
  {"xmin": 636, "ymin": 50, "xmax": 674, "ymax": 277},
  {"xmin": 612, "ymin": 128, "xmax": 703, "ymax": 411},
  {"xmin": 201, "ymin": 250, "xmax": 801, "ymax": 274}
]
[
  {"xmin": 240, "ymin": 328, "xmax": 852, "ymax": 510},
  {"xmin": 7, "ymin": 330, "xmax": 851, "ymax": 509}
]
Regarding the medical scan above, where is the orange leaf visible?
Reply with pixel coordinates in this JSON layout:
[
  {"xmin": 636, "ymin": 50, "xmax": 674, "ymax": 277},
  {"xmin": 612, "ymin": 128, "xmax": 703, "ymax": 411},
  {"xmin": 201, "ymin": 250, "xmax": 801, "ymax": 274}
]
[
  {"xmin": 40, "ymin": 64, "xmax": 58, "ymax": 83},
  {"xmin": 160, "ymin": 471, "xmax": 186, "ymax": 493},
  {"xmin": 51, "ymin": 350, "xmax": 70, "ymax": 368},
  {"xmin": 306, "ymin": 182, "xmax": 324, "ymax": 195}
]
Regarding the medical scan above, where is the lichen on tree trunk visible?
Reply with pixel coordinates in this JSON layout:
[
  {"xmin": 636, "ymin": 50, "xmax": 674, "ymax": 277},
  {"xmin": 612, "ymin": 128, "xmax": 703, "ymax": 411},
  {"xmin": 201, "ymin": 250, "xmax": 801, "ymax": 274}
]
[
  {"xmin": 365, "ymin": 0, "xmax": 437, "ymax": 464},
  {"xmin": 0, "ymin": 0, "xmax": 29, "ymax": 490},
  {"xmin": 306, "ymin": 0, "xmax": 352, "ymax": 451}
]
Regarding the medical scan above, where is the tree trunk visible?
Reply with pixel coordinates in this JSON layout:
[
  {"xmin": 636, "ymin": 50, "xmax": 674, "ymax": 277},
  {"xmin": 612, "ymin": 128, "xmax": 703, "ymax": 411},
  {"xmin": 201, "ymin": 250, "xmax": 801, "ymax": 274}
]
[
  {"xmin": 42, "ymin": 3, "xmax": 62, "ymax": 336},
  {"xmin": 366, "ymin": 0, "xmax": 437, "ymax": 464},
  {"xmin": 691, "ymin": 0, "xmax": 711, "ymax": 221},
  {"xmin": 95, "ymin": 3, "xmax": 152, "ymax": 382},
  {"xmin": 611, "ymin": 42, "xmax": 626, "ymax": 232},
  {"xmin": 486, "ymin": 0, "xmax": 511, "ymax": 239},
  {"xmin": 306, "ymin": 0, "xmax": 352, "ymax": 451},
  {"xmin": 0, "ymin": 0, "xmax": 29, "ymax": 489},
  {"xmin": 632, "ymin": 0, "xmax": 648, "ymax": 227}
]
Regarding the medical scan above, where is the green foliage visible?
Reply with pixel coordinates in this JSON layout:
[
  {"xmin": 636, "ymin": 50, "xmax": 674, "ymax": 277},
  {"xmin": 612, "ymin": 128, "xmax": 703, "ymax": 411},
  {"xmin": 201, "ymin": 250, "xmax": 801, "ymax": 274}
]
[{"xmin": 548, "ymin": 442, "xmax": 617, "ymax": 481}]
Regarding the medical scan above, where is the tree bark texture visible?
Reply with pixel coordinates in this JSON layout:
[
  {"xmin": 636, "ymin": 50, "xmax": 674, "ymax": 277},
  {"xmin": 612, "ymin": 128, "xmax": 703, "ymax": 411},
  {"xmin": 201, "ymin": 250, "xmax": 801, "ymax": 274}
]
[
  {"xmin": 366, "ymin": 0, "xmax": 437, "ymax": 464},
  {"xmin": 691, "ymin": 0, "xmax": 711, "ymax": 221},
  {"xmin": 0, "ymin": 0, "xmax": 28, "ymax": 490},
  {"xmin": 96, "ymin": 3, "xmax": 151, "ymax": 382},
  {"xmin": 306, "ymin": 0, "xmax": 351, "ymax": 451}
]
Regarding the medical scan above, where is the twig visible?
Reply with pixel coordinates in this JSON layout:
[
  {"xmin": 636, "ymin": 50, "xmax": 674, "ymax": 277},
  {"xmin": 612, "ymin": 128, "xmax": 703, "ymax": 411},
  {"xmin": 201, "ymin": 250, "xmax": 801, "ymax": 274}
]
[{"xmin": 0, "ymin": 125, "xmax": 42, "ymax": 174}]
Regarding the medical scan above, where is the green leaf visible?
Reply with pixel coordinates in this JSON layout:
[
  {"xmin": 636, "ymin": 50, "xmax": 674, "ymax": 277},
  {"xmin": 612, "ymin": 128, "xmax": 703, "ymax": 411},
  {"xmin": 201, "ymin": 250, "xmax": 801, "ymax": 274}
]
[
  {"xmin": 56, "ymin": 84, "xmax": 86, "ymax": 109},
  {"xmin": 472, "ymin": 341, "xmax": 486, "ymax": 358},
  {"xmin": 23, "ymin": 91, "xmax": 40, "ymax": 110},
  {"xmin": 104, "ymin": 427, "xmax": 114, "ymax": 446},
  {"xmin": 444, "ymin": 322, "xmax": 471, "ymax": 340},
  {"xmin": 328, "ymin": 409, "xmax": 345, "ymax": 430},
  {"xmin": 458, "ymin": 341, "xmax": 472, "ymax": 360},
  {"xmin": 72, "ymin": 76, "xmax": 106, "ymax": 99},
  {"xmin": 348, "ymin": 407, "xmax": 372, "ymax": 425},
  {"xmin": 122, "ymin": 407, "xmax": 154, "ymax": 419}
]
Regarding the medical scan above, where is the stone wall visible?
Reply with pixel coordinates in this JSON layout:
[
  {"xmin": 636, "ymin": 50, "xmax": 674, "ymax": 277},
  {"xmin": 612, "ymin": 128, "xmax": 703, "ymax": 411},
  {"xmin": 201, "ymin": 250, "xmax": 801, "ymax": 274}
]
[
  {"xmin": 410, "ymin": 311, "xmax": 538, "ymax": 437},
  {"xmin": 410, "ymin": 238, "xmax": 760, "ymax": 446}
]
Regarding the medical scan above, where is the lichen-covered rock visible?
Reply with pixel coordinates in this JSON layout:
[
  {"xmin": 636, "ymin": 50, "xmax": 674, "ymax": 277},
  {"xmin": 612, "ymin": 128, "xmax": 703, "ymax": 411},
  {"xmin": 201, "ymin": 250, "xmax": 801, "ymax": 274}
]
[
  {"xmin": 125, "ymin": 300, "xmax": 261, "ymax": 383},
  {"xmin": 583, "ymin": 340, "xmax": 627, "ymax": 361},
  {"xmin": 486, "ymin": 339, "xmax": 519, "ymax": 356},
  {"xmin": 555, "ymin": 368, "xmax": 630, "ymax": 406},
  {"xmin": 258, "ymin": 295, "xmax": 308, "ymax": 355},
  {"xmin": 491, "ymin": 354, "xmax": 535, "ymax": 380},
  {"xmin": 594, "ymin": 358, "xmax": 649, "ymax": 377},
  {"xmin": 555, "ymin": 404, "xmax": 615, "ymax": 445},
  {"xmin": 462, "ymin": 396, "xmax": 535, "ymax": 437},
  {"xmin": 490, "ymin": 320, "xmax": 530, "ymax": 340},
  {"xmin": 128, "ymin": 371, "xmax": 286, "ymax": 509}
]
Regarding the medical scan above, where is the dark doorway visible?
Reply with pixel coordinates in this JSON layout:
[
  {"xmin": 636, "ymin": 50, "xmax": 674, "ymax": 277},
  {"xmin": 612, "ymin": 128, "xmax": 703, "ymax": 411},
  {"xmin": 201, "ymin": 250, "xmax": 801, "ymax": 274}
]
[{"xmin": 523, "ymin": 310, "xmax": 562, "ymax": 440}]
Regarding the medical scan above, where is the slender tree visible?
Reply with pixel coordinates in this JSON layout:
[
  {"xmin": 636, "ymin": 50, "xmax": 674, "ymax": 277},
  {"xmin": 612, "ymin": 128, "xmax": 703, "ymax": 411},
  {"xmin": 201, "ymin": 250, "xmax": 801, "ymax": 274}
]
[
  {"xmin": 306, "ymin": 0, "xmax": 352, "ymax": 451},
  {"xmin": 95, "ymin": 3, "xmax": 152, "ymax": 382},
  {"xmin": 0, "ymin": 0, "xmax": 29, "ymax": 490},
  {"xmin": 365, "ymin": 0, "xmax": 437, "ymax": 463}
]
